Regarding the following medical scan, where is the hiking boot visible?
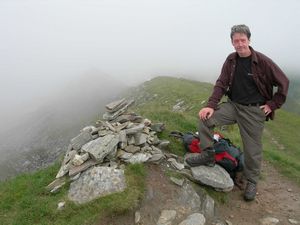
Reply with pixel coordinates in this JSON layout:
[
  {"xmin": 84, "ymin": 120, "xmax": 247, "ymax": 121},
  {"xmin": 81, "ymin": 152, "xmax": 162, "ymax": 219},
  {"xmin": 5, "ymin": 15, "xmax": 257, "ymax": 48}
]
[
  {"xmin": 185, "ymin": 149, "xmax": 215, "ymax": 167},
  {"xmin": 244, "ymin": 181, "xmax": 257, "ymax": 201}
]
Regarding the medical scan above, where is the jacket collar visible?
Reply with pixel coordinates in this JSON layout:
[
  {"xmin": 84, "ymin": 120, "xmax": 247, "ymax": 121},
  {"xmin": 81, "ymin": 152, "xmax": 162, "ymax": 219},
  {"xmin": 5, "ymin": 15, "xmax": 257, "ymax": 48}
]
[{"xmin": 228, "ymin": 46, "xmax": 258, "ymax": 64}]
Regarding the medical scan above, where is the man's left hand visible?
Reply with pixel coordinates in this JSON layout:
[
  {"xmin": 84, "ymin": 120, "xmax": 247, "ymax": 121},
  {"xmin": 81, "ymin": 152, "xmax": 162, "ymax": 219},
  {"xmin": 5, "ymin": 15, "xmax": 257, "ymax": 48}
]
[{"xmin": 260, "ymin": 104, "xmax": 272, "ymax": 116}]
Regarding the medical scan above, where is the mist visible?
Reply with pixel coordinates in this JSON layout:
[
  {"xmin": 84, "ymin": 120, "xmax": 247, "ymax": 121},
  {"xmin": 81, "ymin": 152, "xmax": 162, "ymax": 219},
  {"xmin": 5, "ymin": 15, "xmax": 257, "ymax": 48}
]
[
  {"xmin": 1, "ymin": 0, "xmax": 300, "ymax": 123},
  {"xmin": 0, "ymin": 0, "xmax": 300, "ymax": 178}
]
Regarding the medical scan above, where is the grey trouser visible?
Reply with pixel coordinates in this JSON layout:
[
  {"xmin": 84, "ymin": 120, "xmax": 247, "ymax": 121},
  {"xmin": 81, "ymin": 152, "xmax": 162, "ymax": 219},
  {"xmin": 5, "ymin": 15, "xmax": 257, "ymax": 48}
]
[{"xmin": 199, "ymin": 101, "xmax": 266, "ymax": 183}]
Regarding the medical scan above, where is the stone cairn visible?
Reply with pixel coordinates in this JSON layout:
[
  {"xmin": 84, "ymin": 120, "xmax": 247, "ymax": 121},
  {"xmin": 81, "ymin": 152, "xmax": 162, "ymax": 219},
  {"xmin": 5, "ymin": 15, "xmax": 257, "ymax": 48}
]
[{"xmin": 46, "ymin": 98, "xmax": 173, "ymax": 203}]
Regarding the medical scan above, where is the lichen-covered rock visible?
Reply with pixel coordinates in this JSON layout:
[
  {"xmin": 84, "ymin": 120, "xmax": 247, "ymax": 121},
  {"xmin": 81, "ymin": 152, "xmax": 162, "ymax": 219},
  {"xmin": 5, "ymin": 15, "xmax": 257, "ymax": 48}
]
[{"xmin": 68, "ymin": 166, "xmax": 126, "ymax": 204}]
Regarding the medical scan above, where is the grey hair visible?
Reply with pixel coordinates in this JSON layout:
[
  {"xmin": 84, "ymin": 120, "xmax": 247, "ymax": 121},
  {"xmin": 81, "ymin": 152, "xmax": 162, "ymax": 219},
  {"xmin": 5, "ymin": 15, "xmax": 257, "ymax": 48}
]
[{"xmin": 230, "ymin": 24, "xmax": 251, "ymax": 39}]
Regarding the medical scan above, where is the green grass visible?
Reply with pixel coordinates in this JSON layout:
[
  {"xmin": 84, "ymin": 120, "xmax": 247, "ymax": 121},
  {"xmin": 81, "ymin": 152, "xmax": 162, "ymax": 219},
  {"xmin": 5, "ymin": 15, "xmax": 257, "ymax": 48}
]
[
  {"xmin": 263, "ymin": 109, "xmax": 300, "ymax": 185},
  {"xmin": 0, "ymin": 163, "xmax": 146, "ymax": 225}
]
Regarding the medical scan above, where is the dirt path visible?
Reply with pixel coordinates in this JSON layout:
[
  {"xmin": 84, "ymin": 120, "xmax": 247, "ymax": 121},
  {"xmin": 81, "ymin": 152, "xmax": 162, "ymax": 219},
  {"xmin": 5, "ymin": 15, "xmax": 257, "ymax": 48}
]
[
  {"xmin": 218, "ymin": 160, "xmax": 300, "ymax": 225},
  {"xmin": 99, "ymin": 160, "xmax": 300, "ymax": 225}
]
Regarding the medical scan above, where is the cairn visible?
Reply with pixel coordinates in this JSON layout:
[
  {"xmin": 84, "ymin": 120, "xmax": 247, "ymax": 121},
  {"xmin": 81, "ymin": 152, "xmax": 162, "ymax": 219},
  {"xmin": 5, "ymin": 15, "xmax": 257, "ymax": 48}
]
[{"xmin": 46, "ymin": 98, "xmax": 170, "ymax": 203}]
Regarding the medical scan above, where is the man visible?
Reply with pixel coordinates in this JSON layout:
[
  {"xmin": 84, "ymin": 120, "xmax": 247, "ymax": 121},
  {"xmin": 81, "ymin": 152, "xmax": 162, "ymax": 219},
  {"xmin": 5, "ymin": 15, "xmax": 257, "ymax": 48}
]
[{"xmin": 186, "ymin": 24, "xmax": 289, "ymax": 201}]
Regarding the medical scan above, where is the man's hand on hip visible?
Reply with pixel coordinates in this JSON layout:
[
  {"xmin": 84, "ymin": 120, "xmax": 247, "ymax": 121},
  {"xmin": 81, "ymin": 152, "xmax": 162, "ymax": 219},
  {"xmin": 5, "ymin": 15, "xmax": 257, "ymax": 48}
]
[
  {"xmin": 260, "ymin": 104, "xmax": 272, "ymax": 116},
  {"xmin": 199, "ymin": 107, "xmax": 214, "ymax": 120}
]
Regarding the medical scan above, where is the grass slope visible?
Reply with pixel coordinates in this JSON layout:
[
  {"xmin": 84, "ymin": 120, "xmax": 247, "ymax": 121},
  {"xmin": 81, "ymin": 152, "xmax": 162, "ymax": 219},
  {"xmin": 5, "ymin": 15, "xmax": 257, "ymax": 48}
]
[{"xmin": 1, "ymin": 76, "xmax": 299, "ymax": 224}]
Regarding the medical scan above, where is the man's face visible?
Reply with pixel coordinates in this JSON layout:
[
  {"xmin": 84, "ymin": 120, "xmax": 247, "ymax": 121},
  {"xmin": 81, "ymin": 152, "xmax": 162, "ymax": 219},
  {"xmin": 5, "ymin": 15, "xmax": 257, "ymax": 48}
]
[{"xmin": 231, "ymin": 33, "xmax": 251, "ymax": 57}]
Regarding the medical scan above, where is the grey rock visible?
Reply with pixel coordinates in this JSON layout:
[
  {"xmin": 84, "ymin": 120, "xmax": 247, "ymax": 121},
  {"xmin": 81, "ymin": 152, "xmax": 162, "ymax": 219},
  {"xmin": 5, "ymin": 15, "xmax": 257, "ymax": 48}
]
[
  {"xmin": 259, "ymin": 217, "xmax": 279, "ymax": 225},
  {"xmin": 172, "ymin": 100, "xmax": 185, "ymax": 112},
  {"xmin": 141, "ymin": 146, "xmax": 152, "ymax": 152},
  {"xmin": 148, "ymin": 153, "xmax": 165, "ymax": 164},
  {"xmin": 105, "ymin": 145, "xmax": 118, "ymax": 161},
  {"xmin": 168, "ymin": 158, "xmax": 185, "ymax": 170},
  {"xmin": 143, "ymin": 118, "xmax": 152, "ymax": 126},
  {"xmin": 178, "ymin": 213, "xmax": 206, "ymax": 225},
  {"xmin": 157, "ymin": 210, "xmax": 177, "ymax": 225},
  {"xmin": 103, "ymin": 99, "xmax": 134, "ymax": 121},
  {"xmin": 289, "ymin": 219, "xmax": 299, "ymax": 224},
  {"xmin": 70, "ymin": 173, "xmax": 81, "ymax": 181},
  {"xmin": 81, "ymin": 134, "xmax": 120, "ymax": 162},
  {"xmin": 125, "ymin": 153, "xmax": 152, "ymax": 164},
  {"xmin": 135, "ymin": 211, "xmax": 141, "ymax": 224},
  {"xmin": 82, "ymin": 125, "xmax": 98, "ymax": 134},
  {"xmin": 117, "ymin": 150, "xmax": 133, "ymax": 160},
  {"xmin": 70, "ymin": 130, "xmax": 93, "ymax": 150},
  {"xmin": 201, "ymin": 193, "xmax": 215, "ymax": 219},
  {"xmin": 128, "ymin": 135, "xmax": 136, "ymax": 145},
  {"xmin": 105, "ymin": 98, "xmax": 126, "ymax": 112},
  {"xmin": 104, "ymin": 121, "xmax": 116, "ymax": 132},
  {"xmin": 92, "ymin": 134, "xmax": 99, "ymax": 139},
  {"xmin": 71, "ymin": 153, "xmax": 89, "ymax": 166},
  {"xmin": 112, "ymin": 113, "xmax": 143, "ymax": 123},
  {"xmin": 170, "ymin": 177, "xmax": 185, "ymax": 186},
  {"xmin": 191, "ymin": 164, "xmax": 234, "ymax": 192},
  {"xmin": 259, "ymin": 217, "xmax": 280, "ymax": 225},
  {"xmin": 124, "ymin": 145, "xmax": 141, "ymax": 154},
  {"xmin": 62, "ymin": 150, "xmax": 77, "ymax": 165},
  {"xmin": 225, "ymin": 220, "xmax": 233, "ymax": 225},
  {"xmin": 68, "ymin": 166, "xmax": 126, "ymax": 204},
  {"xmin": 57, "ymin": 201, "xmax": 65, "ymax": 210},
  {"xmin": 68, "ymin": 159, "xmax": 98, "ymax": 177},
  {"xmin": 134, "ymin": 132, "xmax": 148, "ymax": 145},
  {"xmin": 50, "ymin": 182, "xmax": 66, "ymax": 193},
  {"xmin": 46, "ymin": 177, "xmax": 66, "ymax": 192},
  {"xmin": 178, "ymin": 182, "xmax": 202, "ymax": 211},
  {"xmin": 157, "ymin": 140, "xmax": 170, "ymax": 149},
  {"xmin": 113, "ymin": 121, "xmax": 130, "ymax": 132},
  {"xmin": 150, "ymin": 123, "xmax": 165, "ymax": 133},
  {"xmin": 119, "ymin": 130, "xmax": 127, "ymax": 149},
  {"xmin": 124, "ymin": 124, "xmax": 145, "ymax": 135},
  {"xmin": 151, "ymin": 146, "xmax": 163, "ymax": 154},
  {"xmin": 56, "ymin": 162, "xmax": 72, "ymax": 178}
]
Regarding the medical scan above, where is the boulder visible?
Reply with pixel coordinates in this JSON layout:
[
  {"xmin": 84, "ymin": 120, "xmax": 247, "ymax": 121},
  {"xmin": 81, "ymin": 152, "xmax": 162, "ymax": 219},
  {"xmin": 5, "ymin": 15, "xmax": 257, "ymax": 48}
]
[
  {"xmin": 68, "ymin": 166, "xmax": 126, "ymax": 204},
  {"xmin": 191, "ymin": 164, "xmax": 234, "ymax": 192}
]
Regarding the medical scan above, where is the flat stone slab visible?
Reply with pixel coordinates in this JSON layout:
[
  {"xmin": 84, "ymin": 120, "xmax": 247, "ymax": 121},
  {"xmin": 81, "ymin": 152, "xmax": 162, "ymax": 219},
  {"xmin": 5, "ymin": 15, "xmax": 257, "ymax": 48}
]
[
  {"xmin": 105, "ymin": 98, "xmax": 126, "ymax": 112},
  {"xmin": 191, "ymin": 164, "xmax": 234, "ymax": 192},
  {"xmin": 68, "ymin": 166, "xmax": 126, "ymax": 204},
  {"xmin": 81, "ymin": 134, "xmax": 120, "ymax": 162},
  {"xmin": 70, "ymin": 130, "xmax": 93, "ymax": 150}
]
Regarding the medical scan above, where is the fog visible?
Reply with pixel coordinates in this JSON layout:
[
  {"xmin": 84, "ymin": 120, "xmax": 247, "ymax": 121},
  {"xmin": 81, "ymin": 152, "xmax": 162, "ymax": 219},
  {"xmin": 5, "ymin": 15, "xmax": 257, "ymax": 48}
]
[
  {"xmin": 1, "ymin": 0, "xmax": 300, "ymax": 135},
  {"xmin": 1, "ymin": 0, "xmax": 300, "ymax": 122}
]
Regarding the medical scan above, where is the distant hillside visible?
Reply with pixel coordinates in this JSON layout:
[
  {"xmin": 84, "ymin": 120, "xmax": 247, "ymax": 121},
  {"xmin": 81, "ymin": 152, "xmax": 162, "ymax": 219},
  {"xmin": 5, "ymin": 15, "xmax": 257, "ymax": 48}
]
[{"xmin": 283, "ymin": 77, "xmax": 300, "ymax": 114}]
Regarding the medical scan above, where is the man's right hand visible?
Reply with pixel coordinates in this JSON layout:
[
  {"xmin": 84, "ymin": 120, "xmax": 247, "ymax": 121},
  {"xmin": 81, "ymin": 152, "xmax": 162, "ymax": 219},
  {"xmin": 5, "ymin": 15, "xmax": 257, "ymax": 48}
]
[{"xmin": 199, "ymin": 107, "xmax": 214, "ymax": 120}]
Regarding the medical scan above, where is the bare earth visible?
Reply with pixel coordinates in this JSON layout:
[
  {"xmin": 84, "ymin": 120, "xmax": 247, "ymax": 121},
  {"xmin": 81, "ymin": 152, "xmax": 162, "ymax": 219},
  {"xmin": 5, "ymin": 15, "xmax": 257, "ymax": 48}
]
[
  {"xmin": 218, "ymin": 160, "xmax": 300, "ymax": 225},
  {"xmin": 99, "ymin": 161, "xmax": 300, "ymax": 225}
]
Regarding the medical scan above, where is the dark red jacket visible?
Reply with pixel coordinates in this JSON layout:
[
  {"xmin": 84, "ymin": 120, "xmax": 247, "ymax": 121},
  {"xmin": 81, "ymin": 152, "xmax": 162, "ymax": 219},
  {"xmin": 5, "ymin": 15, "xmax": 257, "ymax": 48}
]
[{"xmin": 207, "ymin": 46, "xmax": 289, "ymax": 120}]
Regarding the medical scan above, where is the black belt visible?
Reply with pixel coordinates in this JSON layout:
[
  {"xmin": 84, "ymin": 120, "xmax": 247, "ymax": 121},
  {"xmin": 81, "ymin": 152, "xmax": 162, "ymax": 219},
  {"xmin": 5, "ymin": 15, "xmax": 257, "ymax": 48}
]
[{"xmin": 238, "ymin": 102, "xmax": 265, "ymax": 106}]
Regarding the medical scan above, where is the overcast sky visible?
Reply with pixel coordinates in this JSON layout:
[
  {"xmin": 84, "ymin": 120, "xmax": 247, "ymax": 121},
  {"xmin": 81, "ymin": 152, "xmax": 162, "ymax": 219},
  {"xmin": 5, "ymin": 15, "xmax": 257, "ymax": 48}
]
[{"xmin": 1, "ymin": 0, "xmax": 300, "ymax": 123}]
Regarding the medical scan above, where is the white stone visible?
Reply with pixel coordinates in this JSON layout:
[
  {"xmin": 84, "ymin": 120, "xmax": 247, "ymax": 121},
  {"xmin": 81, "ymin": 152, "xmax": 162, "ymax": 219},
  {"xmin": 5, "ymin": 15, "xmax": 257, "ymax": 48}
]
[
  {"xmin": 57, "ymin": 202, "xmax": 65, "ymax": 210},
  {"xmin": 157, "ymin": 210, "xmax": 177, "ymax": 225},
  {"xmin": 260, "ymin": 217, "xmax": 280, "ymax": 225},
  {"xmin": 178, "ymin": 213, "xmax": 206, "ymax": 225}
]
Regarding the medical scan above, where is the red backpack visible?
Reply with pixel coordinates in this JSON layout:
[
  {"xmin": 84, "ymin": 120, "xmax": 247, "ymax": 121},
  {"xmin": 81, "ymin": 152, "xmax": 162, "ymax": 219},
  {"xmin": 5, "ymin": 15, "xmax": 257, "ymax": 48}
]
[{"xmin": 169, "ymin": 131, "xmax": 243, "ymax": 173}]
